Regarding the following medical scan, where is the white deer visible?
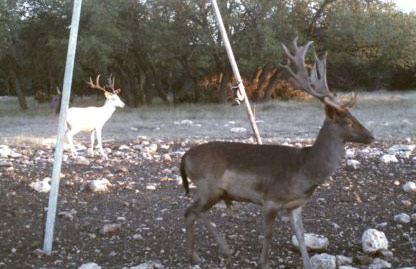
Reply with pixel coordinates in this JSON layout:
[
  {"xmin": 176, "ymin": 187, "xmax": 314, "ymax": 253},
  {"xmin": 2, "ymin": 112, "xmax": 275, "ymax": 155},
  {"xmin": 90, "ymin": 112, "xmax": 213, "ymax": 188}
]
[{"xmin": 66, "ymin": 75, "xmax": 125, "ymax": 159}]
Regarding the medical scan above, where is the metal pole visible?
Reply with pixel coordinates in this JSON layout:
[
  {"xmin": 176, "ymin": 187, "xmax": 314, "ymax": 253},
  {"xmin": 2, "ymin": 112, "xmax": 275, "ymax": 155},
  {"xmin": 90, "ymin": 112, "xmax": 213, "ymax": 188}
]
[
  {"xmin": 211, "ymin": 0, "xmax": 262, "ymax": 144},
  {"xmin": 43, "ymin": 0, "xmax": 83, "ymax": 254}
]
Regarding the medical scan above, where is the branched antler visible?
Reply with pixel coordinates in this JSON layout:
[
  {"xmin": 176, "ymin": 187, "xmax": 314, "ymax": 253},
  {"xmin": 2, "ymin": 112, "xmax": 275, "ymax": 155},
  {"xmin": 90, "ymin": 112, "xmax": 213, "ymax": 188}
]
[
  {"xmin": 87, "ymin": 75, "xmax": 107, "ymax": 93},
  {"xmin": 107, "ymin": 74, "xmax": 121, "ymax": 95},
  {"xmin": 281, "ymin": 37, "xmax": 355, "ymax": 111}
]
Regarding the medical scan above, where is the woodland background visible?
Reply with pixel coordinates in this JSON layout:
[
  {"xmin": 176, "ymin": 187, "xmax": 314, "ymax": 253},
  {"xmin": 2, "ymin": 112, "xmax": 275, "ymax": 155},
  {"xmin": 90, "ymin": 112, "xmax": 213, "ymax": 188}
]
[{"xmin": 1, "ymin": 0, "xmax": 416, "ymax": 109}]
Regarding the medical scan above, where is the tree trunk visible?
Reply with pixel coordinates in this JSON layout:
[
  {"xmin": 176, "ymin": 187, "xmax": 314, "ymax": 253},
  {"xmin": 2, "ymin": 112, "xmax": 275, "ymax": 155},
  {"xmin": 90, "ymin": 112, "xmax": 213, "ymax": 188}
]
[
  {"xmin": 251, "ymin": 66, "xmax": 263, "ymax": 86},
  {"xmin": 9, "ymin": 69, "xmax": 28, "ymax": 110},
  {"xmin": 263, "ymin": 70, "xmax": 281, "ymax": 102},
  {"xmin": 253, "ymin": 66, "xmax": 276, "ymax": 102},
  {"xmin": 218, "ymin": 67, "xmax": 232, "ymax": 103}
]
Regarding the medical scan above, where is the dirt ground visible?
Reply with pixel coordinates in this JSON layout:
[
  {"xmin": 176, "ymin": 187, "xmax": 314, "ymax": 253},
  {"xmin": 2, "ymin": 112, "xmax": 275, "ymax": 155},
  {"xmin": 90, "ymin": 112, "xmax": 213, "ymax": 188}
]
[{"xmin": 0, "ymin": 92, "xmax": 415, "ymax": 269}]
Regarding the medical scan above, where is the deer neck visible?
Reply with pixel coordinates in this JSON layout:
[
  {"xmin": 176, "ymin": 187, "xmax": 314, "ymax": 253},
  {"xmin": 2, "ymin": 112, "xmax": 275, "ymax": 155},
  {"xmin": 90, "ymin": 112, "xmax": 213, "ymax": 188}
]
[
  {"xmin": 100, "ymin": 101, "xmax": 117, "ymax": 120},
  {"xmin": 302, "ymin": 119, "xmax": 345, "ymax": 185}
]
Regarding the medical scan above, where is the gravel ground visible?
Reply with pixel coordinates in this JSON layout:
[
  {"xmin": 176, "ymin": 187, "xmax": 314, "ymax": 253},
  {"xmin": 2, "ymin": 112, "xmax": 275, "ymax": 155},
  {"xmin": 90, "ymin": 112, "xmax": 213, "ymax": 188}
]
[{"xmin": 0, "ymin": 91, "xmax": 415, "ymax": 269}]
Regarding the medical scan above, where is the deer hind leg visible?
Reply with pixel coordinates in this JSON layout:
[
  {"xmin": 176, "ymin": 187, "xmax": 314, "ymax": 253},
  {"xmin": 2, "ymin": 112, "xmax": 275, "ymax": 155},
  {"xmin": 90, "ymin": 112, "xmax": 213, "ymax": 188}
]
[
  {"xmin": 290, "ymin": 207, "xmax": 311, "ymax": 269},
  {"xmin": 95, "ymin": 128, "xmax": 107, "ymax": 159},
  {"xmin": 184, "ymin": 188, "xmax": 231, "ymax": 262},
  {"xmin": 89, "ymin": 130, "xmax": 95, "ymax": 156},
  {"xmin": 260, "ymin": 202, "xmax": 279, "ymax": 269}
]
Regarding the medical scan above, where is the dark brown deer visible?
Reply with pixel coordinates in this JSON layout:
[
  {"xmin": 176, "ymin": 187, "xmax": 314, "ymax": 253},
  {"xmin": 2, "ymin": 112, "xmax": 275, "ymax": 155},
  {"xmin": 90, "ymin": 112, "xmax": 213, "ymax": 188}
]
[{"xmin": 180, "ymin": 38, "xmax": 374, "ymax": 269}]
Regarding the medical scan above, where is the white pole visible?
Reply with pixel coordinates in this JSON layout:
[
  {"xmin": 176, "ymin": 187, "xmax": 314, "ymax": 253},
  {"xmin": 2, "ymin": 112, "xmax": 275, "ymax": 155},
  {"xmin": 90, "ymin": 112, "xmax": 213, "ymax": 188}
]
[
  {"xmin": 211, "ymin": 0, "xmax": 262, "ymax": 144},
  {"xmin": 43, "ymin": 0, "xmax": 83, "ymax": 254}
]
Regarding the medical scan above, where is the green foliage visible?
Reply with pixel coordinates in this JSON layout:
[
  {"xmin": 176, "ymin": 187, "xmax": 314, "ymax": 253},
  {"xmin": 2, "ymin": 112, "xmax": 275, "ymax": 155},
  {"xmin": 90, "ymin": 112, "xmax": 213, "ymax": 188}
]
[{"xmin": 1, "ymin": 0, "xmax": 416, "ymax": 106}]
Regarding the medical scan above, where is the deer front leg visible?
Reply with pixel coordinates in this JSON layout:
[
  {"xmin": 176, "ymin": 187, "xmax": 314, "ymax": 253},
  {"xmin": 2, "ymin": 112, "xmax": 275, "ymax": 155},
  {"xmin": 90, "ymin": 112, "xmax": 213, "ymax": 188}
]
[
  {"xmin": 89, "ymin": 130, "xmax": 95, "ymax": 157},
  {"xmin": 66, "ymin": 129, "xmax": 78, "ymax": 158},
  {"xmin": 260, "ymin": 202, "xmax": 279, "ymax": 269},
  {"xmin": 95, "ymin": 128, "xmax": 107, "ymax": 159},
  {"xmin": 290, "ymin": 207, "xmax": 311, "ymax": 269}
]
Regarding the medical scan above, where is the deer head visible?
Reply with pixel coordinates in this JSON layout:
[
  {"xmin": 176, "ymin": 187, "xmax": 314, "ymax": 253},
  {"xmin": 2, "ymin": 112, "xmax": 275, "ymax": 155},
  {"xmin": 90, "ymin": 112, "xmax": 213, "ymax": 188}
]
[
  {"xmin": 87, "ymin": 74, "xmax": 125, "ymax": 108},
  {"xmin": 281, "ymin": 37, "xmax": 374, "ymax": 144}
]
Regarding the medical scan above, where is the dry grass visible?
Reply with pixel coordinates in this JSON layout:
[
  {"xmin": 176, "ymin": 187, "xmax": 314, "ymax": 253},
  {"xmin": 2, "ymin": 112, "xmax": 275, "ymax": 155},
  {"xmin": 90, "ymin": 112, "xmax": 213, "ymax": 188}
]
[{"xmin": 1, "ymin": 90, "xmax": 415, "ymax": 147}]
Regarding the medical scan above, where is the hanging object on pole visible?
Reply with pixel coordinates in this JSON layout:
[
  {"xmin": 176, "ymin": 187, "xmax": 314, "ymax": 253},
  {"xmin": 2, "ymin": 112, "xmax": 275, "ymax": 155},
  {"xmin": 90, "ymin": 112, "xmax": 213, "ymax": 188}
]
[
  {"xmin": 210, "ymin": 0, "xmax": 262, "ymax": 144},
  {"xmin": 43, "ymin": 0, "xmax": 83, "ymax": 255},
  {"xmin": 231, "ymin": 82, "xmax": 245, "ymax": 106}
]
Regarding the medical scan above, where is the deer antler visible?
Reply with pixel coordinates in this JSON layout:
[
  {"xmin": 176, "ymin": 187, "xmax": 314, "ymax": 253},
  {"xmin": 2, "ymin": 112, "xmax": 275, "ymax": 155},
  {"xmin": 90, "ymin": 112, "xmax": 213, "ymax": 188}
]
[
  {"xmin": 281, "ymin": 37, "xmax": 355, "ymax": 111},
  {"xmin": 87, "ymin": 75, "xmax": 107, "ymax": 93},
  {"xmin": 107, "ymin": 74, "xmax": 121, "ymax": 95}
]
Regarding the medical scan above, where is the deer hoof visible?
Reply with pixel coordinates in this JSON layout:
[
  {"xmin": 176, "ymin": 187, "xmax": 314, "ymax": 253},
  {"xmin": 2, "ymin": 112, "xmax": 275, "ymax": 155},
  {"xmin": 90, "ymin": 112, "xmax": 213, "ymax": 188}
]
[
  {"xmin": 220, "ymin": 246, "xmax": 233, "ymax": 258},
  {"xmin": 190, "ymin": 252, "xmax": 203, "ymax": 263},
  {"xmin": 260, "ymin": 263, "xmax": 270, "ymax": 269}
]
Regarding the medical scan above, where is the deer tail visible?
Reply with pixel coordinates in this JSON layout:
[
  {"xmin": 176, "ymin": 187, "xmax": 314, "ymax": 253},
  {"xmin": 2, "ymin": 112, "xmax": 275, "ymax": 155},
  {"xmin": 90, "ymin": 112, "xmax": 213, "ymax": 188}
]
[{"xmin": 180, "ymin": 158, "xmax": 190, "ymax": 196}]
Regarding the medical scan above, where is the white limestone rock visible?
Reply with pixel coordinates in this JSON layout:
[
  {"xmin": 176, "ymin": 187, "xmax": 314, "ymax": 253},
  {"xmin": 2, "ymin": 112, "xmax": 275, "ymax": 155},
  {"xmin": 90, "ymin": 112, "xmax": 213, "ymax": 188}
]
[
  {"xmin": 394, "ymin": 213, "xmax": 411, "ymax": 224},
  {"xmin": 0, "ymin": 145, "xmax": 13, "ymax": 158},
  {"xmin": 130, "ymin": 261, "xmax": 164, "ymax": 269},
  {"xmin": 347, "ymin": 159, "xmax": 361, "ymax": 170},
  {"xmin": 369, "ymin": 258, "xmax": 391, "ymax": 269},
  {"xmin": 310, "ymin": 253, "xmax": 336, "ymax": 269},
  {"xmin": 336, "ymin": 255, "xmax": 353, "ymax": 266},
  {"xmin": 403, "ymin": 182, "xmax": 416, "ymax": 194},
  {"xmin": 362, "ymin": 229, "xmax": 388, "ymax": 254},
  {"xmin": 291, "ymin": 233, "xmax": 329, "ymax": 250},
  {"xmin": 78, "ymin": 263, "xmax": 102, "ymax": 269},
  {"xmin": 380, "ymin": 154, "xmax": 398, "ymax": 164},
  {"xmin": 230, "ymin": 127, "xmax": 247, "ymax": 133},
  {"xmin": 29, "ymin": 177, "xmax": 51, "ymax": 193},
  {"xmin": 88, "ymin": 178, "xmax": 110, "ymax": 192}
]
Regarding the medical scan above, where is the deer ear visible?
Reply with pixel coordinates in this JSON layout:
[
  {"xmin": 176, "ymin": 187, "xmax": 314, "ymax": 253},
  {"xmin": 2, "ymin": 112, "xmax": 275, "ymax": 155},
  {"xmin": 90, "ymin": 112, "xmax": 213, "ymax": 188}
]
[
  {"xmin": 104, "ymin": 91, "xmax": 112, "ymax": 98},
  {"xmin": 325, "ymin": 105, "xmax": 340, "ymax": 122}
]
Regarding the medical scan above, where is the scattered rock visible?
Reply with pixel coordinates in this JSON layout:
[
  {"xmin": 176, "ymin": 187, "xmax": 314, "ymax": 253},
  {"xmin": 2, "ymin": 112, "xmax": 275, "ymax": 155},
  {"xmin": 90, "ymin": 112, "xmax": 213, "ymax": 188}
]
[
  {"xmin": 180, "ymin": 120, "xmax": 193, "ymax": 126},
  {"xmin": 387, "ymin": 144, "xmax": 415, "ymax": 154},
  {"xmin": 99, "ymin": 223, "xmax": 122, "ymax": 236},
  {"xmin": 401, "ymin": 200, "xmax": 412, "ymax": 207},
  {"xmin": 346, "ymin": 159, "xmax": 361, "ymax": 170},
  {"xmin": 118, "ymin": 145, "xmax": 130, "ymax": 150},
  {"xmin": 75, "ymin": 157, "xmax": 90, "ymax": 166},
  {"xmin": 29, "ymin": 177, "xmax": 51, "ymax": 193},
  {"xmin": 394, "ymin": 213, "xmax": 411, "ymax": 224},
  {"xmin": 369, "ymin": 258, "xmax": 391, "ymax": 269},
  {"xmin": 147, "ymin": 144, "xmax": 158, "ymax": 153},
  {"xmin": 377, "ymin": 249, "xmax": 394, "ymax": 259},
  {"xmin": 339, "ymin": 266, "xmax": 359, "ymax": 269},
  {"xmin": 78, "ymin": 263, "xmax": 102, "ymax": 269},
  {"xmin": 380, "ymin": 154, "xmax": 398, "ymax": 164},
  {"xmin": 32, "ymin": 248, "xmax": 46, "ymax": 258},
  {"xmin": 291, "ymin": 233, "xmax": 329, "ymax": 250},
  {"xmin": 336, "ymin": 255, "xmax": 353, "ymax": 266},
  {"xmin": 162, "ymin": 154, "xmax": 172, "ymax": 162},
  {"xmin": 230, "ymin": 127, "xmax": 247, "ymax": 133},
  {"xmin": 146, "ymin": 184, "xmax": 157, "ymax": 190},
  {"xmin": 345, "ymin": 149, "xmax": 356, "ymax": 159},
  {"xmin": 362, "ymin": 229, "xmax": 389, "ymax": 254},
  {"xmin": 130, "ymin": 260, "xmax": 163, "ymax": 269},
  {"xmin": 403, "ymin": 182, "xmax": 416, "ymax": 194},
  {"xmin": 0, "ymin": 160, "xmax": 11, "ymax": 167},
  {"xmin": 310, "ymin": 253, "xmax": 336, "ymax": 269},
  {"xmin": 118, "ymin": 166, "xmax": 129, "ymax": 173},
  {"xmin": 58, "ymin": 209, "xmax": 77, "ymax": 221},
  {"xmin": 88, "ymin": 178, "xmax": 110, "ymax": 192},
  {"xmin": 356, "ymin": 255, "xmax": 373, "ymax": 266},
  {"xmin": 0, "ymin": 145, "xmax": 13, "ymax": 158}
]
